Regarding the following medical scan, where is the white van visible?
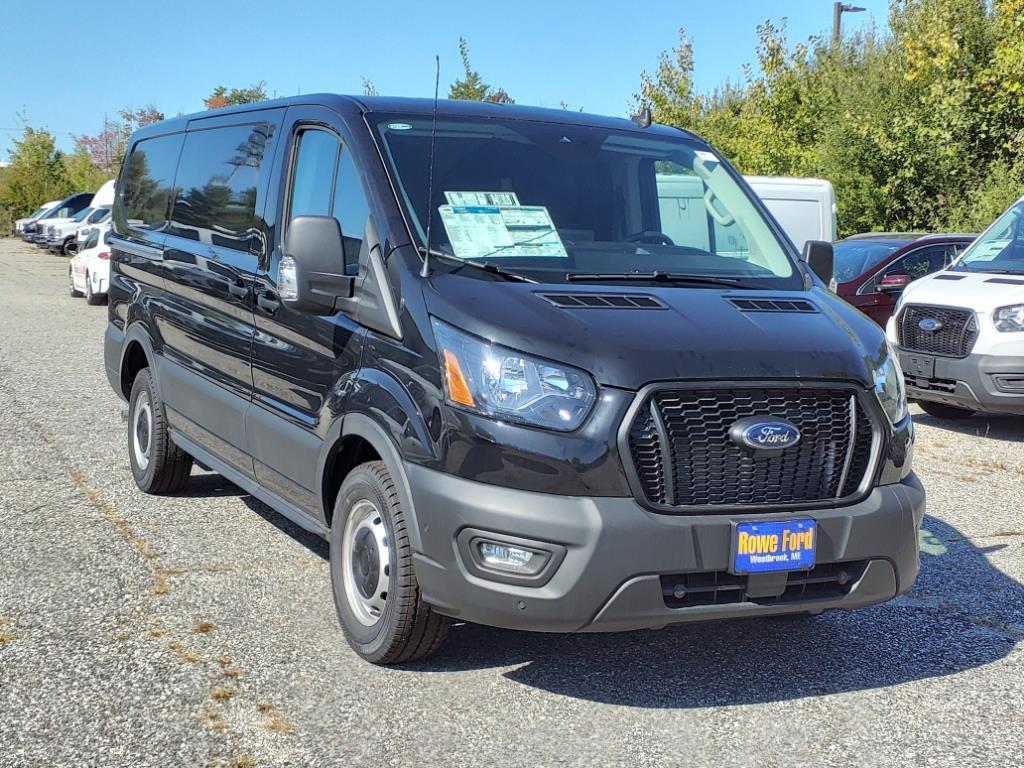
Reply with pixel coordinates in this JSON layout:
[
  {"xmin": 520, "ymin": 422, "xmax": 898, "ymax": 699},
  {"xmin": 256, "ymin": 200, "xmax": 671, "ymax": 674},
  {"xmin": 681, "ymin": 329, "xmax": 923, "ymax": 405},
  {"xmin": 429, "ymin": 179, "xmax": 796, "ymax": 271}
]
[
  {"xmin": 887, "ymin": 197, "xmax": 1024, "ymax": 419},
  {"xmin": 656, "ymin": 175, "xmax": 837, "ymax": 253}
]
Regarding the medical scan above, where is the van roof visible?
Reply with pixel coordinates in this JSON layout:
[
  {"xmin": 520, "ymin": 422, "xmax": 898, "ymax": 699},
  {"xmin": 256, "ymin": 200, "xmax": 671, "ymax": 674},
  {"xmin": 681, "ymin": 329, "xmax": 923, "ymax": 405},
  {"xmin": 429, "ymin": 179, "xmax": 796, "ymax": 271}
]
[{"xmin": 129, "ymin": 94, "xmax": 704, "ymax": 145}]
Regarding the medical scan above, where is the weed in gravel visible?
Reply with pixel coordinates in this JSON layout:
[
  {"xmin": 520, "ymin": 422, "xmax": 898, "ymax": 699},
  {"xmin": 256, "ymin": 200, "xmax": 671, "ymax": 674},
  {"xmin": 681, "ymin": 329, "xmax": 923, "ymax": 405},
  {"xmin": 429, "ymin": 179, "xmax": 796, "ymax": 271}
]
[
  {"xmin": 168, "ymin": 641, "xmax": 202, "ymax": 663},
  {"xmin": 227, "ymin": 756, "xmax": 256, "ymax": 768},
  {"xmin": 195, "ymin": 621, "xmax": 215, "ymax": 634},
  {"xmin": 257, "ymin": 703, "xmax": 294, "ymax": 735},
  {"xmin": 211, "ymin": 685, "xmax": 236, "ymax": 702},
  {"xmin": 0, "ymin": 617, "xmax": 12, "ymax": 646}
]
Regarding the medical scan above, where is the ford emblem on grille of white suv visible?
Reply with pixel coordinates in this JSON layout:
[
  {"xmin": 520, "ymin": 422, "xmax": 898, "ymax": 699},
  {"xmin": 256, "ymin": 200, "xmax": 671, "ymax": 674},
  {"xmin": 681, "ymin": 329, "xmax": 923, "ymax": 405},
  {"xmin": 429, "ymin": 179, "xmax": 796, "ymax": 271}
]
[
  {"xmin": 918, "ymin": 317, "xmax": 943, "ymax": 333},
  {"xmin": 729, "ymin": 417, "xmax": 801, "ymax": 453}
]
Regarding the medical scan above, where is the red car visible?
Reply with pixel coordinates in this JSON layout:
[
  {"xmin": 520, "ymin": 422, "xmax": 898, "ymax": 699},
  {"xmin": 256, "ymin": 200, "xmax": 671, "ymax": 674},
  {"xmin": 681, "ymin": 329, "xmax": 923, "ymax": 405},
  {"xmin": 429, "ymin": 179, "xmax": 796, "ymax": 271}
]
[{"xmin": 830, "ymin": 232, "xmax": 976, "ymax": 325}]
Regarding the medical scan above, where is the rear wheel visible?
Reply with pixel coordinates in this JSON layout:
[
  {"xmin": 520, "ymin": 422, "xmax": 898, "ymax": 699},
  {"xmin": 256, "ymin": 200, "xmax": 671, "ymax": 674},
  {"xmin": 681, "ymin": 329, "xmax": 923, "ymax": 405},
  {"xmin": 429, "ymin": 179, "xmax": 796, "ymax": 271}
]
[
  {"xmin": 68, "ymin": 267, "xmax": 82, "ymax": 298},
  {"xmin": 330, "ymin": 461, "xmax": 450, "ymax": 664},
  {"xmin": 917, "ymin": 400, "xmax": 975, "ymax": 420},
  {"xmin": 85, "ymin": 272, "xmax": 104, "ymax": 305},
  {"xmin": 128, "ymin": 368, "xmax": 192, "ymax": 493}
]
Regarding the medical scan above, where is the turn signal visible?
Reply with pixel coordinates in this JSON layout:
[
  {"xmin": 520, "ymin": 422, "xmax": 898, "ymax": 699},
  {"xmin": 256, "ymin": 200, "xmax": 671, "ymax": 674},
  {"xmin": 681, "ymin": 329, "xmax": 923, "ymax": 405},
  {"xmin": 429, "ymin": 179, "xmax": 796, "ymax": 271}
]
[{"xmin": 443, "ymin": 349, "xmax": 476, "ymax": 407}]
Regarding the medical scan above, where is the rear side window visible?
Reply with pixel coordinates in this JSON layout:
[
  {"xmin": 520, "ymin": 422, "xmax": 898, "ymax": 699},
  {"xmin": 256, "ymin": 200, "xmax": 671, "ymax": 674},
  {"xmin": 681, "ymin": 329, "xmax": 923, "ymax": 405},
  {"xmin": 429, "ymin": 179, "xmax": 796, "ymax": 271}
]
[
  {"xmin": 287, "ymin": 127, "xmax": 371, "ymax": 275},
  {"xmin": 85, "ymin": 229, "xmax": 99, "ymax": 249},
  {"xmin": 170, "ymin": 123, "xmax": 271, "ymax": 251},
  {"xmin": 117, "ymin": 134, "xmax": 184, "ymax": 235}
]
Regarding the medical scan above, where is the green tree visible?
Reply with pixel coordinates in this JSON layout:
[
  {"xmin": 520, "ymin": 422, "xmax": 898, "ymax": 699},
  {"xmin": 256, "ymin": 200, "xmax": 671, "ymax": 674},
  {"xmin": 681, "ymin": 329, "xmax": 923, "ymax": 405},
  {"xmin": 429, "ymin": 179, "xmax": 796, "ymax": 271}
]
[
  {"xmin": 448, "ymin": 38, "xmax": 514, "ymax": 103},
  {"xmin": 204, "ymin": 81, "xmax": 269, "ymax": 110},
  {"xmin": 636, "ymin": 1, "xmax": 1024, "ymax": 236},
  {"xmin": 0, "ymin": 126, "xmax": 71, "ymax": 220}
]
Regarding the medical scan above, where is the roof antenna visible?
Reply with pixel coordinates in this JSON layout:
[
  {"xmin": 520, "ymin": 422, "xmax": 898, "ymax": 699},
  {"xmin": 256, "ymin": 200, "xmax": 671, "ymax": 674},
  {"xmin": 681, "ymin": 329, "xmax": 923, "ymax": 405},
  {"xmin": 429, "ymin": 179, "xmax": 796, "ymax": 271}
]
[
  {"xmin": 420, "ymin": 55, "xmax": 441, "ymax": 279},
  {"xmin": 632, "ymin": 104, "xmax": 653, "ymax": 129}
]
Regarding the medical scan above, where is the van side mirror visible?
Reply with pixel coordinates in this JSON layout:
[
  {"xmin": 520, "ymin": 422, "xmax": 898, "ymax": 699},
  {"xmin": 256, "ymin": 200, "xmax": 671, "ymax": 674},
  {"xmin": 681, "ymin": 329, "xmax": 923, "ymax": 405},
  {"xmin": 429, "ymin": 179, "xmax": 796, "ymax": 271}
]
[
  {"xmin": 803, "ymin": 240, "xmax": 833, "ymax": 284},
  {"xmin": 280, "ymin": 215, "xmax": 354, "ymax": 315},
  {"xmin": 877, "ymin": 273, "xmax": 911, "ymax": 293}
]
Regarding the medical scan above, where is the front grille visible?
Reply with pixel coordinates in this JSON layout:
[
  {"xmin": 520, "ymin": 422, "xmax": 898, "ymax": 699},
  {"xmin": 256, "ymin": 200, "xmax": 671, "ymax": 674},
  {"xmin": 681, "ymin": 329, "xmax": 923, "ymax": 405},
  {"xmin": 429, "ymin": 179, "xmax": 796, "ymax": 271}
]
[
  {"xmin": 626, "ymin": 386, "xmax": 876, "ymax": 510},
  {"xmin": 898, "ymin": 304, "xmax": 977, "ymax": 358},
  {"xmin": 661, "ymin": 561, "xmax": 868, "ymax": 608}
]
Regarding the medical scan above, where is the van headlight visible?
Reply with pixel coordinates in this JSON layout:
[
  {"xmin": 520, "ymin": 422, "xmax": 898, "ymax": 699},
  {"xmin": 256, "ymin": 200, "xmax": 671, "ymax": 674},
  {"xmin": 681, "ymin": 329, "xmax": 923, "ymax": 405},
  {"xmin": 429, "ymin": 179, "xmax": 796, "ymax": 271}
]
[
  {"xmin": 431, "ymin": 318, "xmax": 597, "ymax": 431},
  {"xmin": 993, "ymin": 304, "xmax": 1024, "ymax": 332},
  {"xmin": 873, "ymin": 341, "xmax": 908, "ymax": 424}
]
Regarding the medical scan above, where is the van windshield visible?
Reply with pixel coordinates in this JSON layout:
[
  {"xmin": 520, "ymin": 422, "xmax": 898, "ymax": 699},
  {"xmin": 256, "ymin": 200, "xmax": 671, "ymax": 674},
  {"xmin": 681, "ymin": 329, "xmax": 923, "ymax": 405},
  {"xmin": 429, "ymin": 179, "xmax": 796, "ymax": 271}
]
[
  {"xmin": 953, "ymin": 201, "xmax": 1024, "ymax": 274},
  {"xmin": 374, "ymin": 115, "xmax": 799, "ymax": 287}
]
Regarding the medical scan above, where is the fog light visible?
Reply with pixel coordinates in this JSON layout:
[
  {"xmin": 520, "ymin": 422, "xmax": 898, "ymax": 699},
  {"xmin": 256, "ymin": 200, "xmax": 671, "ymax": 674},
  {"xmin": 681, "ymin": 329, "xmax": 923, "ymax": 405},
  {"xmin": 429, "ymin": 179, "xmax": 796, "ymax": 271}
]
[{"xmin": 476, "ymin": 541, "xmax": 544, "ymax": 575}]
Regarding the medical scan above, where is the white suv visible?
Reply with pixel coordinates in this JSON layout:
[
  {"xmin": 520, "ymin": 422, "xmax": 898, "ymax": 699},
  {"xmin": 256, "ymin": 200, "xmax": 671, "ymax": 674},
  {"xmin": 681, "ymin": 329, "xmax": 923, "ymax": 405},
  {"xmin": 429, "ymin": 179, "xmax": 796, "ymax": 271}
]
[{"xmin": 887, "ymin": 197, "xmax": 1024, "ymax": 419}]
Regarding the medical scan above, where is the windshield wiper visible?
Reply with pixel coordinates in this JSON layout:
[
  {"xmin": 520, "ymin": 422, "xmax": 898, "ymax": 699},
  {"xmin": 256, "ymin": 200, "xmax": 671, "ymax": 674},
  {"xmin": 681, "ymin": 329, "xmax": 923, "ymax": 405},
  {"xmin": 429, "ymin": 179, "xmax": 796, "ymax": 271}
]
[
  {"xmin": 565, "ymin": 271, "xmax": 755, "ymax": 288},
  {"xmin": 418, "ymin": 247, "xmax": 536, "ymax": 283}
]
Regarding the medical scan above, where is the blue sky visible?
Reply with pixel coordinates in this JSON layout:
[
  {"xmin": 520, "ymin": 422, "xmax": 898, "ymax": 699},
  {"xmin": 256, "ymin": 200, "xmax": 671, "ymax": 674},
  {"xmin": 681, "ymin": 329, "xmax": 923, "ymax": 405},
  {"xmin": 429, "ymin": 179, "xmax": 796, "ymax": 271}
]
[{"xmin": 1, "ymin": 0, "xmax": 891, "ymax": 158}]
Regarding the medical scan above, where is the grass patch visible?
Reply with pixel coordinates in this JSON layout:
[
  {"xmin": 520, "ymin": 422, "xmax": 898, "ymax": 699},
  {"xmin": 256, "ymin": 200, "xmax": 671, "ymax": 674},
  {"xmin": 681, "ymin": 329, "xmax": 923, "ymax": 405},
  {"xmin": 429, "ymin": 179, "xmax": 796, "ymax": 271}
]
[{"xmin": 194, "ymin": 621, "xmax": 215, "ymax": 634}]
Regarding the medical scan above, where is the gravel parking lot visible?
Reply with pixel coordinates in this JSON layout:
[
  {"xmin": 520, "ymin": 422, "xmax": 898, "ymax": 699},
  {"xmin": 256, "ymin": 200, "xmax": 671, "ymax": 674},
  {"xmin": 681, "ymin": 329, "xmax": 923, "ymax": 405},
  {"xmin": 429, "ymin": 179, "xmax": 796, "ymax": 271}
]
[{"xmin": 0, "ymin": 238, "xmax": 1022, "ymax": 767}]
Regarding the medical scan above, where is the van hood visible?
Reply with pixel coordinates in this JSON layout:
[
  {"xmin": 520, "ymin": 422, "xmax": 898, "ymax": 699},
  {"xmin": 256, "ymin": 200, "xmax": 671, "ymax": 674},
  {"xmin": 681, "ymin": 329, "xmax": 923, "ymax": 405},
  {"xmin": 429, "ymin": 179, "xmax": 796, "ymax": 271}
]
[
  {"xmin": 900, "ymin": 269, "xmax": 1024, "ymax": 315},
  {"xmin": 422, "ymin": 276, "xmax": 886, "ymax": 391}
]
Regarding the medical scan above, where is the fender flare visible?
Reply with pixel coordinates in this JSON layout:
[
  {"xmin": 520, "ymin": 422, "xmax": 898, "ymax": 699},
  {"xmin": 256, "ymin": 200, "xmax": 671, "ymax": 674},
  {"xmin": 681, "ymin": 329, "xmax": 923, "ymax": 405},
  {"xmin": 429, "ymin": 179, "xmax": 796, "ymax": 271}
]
[{"xmin": 318, "ymin": 412, "xmax": 424, "ymax": 553}]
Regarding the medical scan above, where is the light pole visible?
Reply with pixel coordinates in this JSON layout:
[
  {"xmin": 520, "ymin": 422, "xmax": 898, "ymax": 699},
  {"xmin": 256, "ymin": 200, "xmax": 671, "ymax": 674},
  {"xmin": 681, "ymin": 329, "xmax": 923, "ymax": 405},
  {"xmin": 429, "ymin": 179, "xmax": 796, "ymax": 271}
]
[{"xmin": 833, "ymin": 2, "xmax": 866, "ymax": 45}]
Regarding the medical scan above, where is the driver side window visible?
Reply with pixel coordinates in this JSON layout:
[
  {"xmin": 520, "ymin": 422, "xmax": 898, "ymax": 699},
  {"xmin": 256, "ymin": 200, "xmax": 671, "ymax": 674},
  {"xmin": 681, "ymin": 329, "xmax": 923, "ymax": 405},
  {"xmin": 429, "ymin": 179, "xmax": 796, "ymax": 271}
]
[{"xmin": 288, "ymin": 127, "xmax": 371, "ymax": 276}]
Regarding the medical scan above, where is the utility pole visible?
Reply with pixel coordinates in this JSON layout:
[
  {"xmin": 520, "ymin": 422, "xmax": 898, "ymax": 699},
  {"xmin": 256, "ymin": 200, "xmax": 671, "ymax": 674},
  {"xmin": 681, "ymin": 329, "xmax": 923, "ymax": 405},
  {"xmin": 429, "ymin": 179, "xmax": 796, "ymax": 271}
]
[{"xmin": 833, "ymin": 2, "xmax": 867, "ymax": 45}]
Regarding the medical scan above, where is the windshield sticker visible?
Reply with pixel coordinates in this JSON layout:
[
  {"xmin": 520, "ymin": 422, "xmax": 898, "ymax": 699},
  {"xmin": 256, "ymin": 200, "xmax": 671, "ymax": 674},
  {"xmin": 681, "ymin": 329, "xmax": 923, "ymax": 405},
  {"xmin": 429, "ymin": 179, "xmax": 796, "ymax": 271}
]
[
  {"xmin": 439, "ymin": 204, "xmax": 567, "ymax": 259},
  {"xmin": 444, "ymin": 190, "xmax": 521, "ymax": 207}
]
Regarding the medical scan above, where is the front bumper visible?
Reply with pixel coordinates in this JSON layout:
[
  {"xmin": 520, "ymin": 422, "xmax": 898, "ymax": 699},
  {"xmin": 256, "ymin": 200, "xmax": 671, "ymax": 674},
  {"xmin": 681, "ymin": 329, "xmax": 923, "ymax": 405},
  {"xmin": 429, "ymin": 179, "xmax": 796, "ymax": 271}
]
[
  {"xmin": 901, "ymin": 349, "xmax": 1024, "ymax": 415},
  {"xmin": 408, "ymin": 463, "xmax": 924, "ymax": 633}
]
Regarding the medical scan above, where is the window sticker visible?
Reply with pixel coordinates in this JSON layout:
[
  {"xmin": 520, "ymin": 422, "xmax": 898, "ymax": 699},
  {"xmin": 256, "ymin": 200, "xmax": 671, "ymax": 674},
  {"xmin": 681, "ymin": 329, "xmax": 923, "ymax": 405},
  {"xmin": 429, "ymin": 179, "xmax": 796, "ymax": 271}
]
[
  {"xmin": 439, "ymin": 201, "xmax": 567, "ymax": 259},
  {"xmin": 695, "ymin": 150, "xmax": 720, "ymax": 165},
  {"xmin": 445, "ymin": 190, "xmax": 521, "ymax": 207}
]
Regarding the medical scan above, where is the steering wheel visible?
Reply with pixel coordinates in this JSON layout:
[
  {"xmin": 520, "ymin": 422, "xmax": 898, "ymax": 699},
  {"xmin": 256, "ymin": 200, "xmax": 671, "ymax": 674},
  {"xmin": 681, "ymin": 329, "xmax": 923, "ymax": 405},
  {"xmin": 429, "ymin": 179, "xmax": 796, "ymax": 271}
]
[{"xmin": 625, "ymin": 230, "xmax": 676, "ymax": 246}]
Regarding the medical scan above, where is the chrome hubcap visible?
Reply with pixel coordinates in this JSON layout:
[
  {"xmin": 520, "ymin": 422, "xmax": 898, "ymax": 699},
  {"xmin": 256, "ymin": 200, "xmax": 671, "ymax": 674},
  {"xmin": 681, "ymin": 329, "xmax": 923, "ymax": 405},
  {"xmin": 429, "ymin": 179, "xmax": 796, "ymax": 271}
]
[
  {"xmin": 132, "ymin": 393, "xmax": 152, "ymax": 471},
  {"xmin": 342, "ymin": 499, "xmax": 391, "ymax": 626}
]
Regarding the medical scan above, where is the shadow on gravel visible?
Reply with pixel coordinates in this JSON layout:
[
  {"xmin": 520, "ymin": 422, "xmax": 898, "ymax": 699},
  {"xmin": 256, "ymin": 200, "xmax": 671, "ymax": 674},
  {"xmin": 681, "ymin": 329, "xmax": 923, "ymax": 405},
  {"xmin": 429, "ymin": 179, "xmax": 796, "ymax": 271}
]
[
  {"xmin": 240, "ymin": 496, "xmax": 329, "ymax": 559},
  {"xmin": 913, "ymin": 411, "xmax": 1024, "ymax": 443},
  {"xmin": 412, "ymin": 516, "xmax": 1023, "ymax": 708}
]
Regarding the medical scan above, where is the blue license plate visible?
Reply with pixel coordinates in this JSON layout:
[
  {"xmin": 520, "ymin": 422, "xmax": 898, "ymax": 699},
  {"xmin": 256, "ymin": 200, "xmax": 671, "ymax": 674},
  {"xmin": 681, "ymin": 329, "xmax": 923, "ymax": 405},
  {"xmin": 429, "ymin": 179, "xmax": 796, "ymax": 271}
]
[{"xmin": 732, "ymin": 519, "xmax": 816, "ymax": 574}]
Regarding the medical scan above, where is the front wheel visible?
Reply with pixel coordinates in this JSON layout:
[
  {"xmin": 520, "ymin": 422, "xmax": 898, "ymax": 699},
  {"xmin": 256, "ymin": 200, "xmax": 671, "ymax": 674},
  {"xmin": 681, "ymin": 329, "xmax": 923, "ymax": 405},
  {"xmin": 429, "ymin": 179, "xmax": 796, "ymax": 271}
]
[
  {"xmin": 330, "ymin": 461, "xmax": 450, "ymax": 664},
  {"xmin": 917, "ymin": 400, "xmax": 975, "ymax": 420}
]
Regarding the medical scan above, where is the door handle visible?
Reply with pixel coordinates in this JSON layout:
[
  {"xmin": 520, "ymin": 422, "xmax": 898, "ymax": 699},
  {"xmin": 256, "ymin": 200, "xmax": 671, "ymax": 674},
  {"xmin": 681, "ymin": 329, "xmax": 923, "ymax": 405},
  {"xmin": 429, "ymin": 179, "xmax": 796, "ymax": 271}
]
[
  {"xmin": 228, "ymin": 281, "xmax": 249, "ymax": 299},
  {"xmin": 257, "ymin": 290, "xmax": 281, "ymax": 313}
]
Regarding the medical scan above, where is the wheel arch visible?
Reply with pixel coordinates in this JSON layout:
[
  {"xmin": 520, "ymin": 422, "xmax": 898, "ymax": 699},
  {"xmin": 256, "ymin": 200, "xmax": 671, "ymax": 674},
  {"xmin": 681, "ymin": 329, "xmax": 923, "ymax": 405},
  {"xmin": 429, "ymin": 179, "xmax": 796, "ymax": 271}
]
[
  {"xmin": 119, "ymin": 325, "xmax": 157, "ymax": 401},
  {"xmin": 318, "ymin": 413, "xmax": 423, "ymax": 553}
]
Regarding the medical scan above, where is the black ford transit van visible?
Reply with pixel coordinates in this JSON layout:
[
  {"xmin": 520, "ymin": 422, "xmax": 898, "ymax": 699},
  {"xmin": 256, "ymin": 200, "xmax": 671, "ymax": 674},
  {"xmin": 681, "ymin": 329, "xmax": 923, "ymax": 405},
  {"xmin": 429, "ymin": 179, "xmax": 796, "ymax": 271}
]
[{"xmin": 105, "ymin": 95, "xmax": 924, "ymax": 664}]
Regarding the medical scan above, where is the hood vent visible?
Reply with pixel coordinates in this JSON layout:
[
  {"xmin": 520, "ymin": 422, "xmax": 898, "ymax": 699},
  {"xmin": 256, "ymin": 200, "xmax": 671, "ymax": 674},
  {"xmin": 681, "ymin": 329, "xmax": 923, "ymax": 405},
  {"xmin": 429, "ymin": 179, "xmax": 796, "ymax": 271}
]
[
  {"xmin": 537, "ymin": 292, "xmax": 667, "ymax": 309},
  {"xmin": 728, "ymin": 297, "xmax": 818, "ymax": 314},
  {"xmin": 985, "ymin": 277, "xmax": 1024, "ymax": 285},
  {"xmin": 935, "ymin": 274, "xmax": 966, "ymax": 281}
]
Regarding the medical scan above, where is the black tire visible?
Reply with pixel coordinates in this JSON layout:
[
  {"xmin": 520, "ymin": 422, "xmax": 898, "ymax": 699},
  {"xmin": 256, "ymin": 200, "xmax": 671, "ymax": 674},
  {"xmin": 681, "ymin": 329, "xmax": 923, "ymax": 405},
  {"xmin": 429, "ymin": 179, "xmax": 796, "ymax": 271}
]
[
  {"xmin": 128, "ymin": 368, "xmax": 192, "ymax": 494},
  {"xmin": 68, "ymin": 267, "xmax": 82, "ymax": 298},
  {"xmin": 917, "ymin": 400, "xmax": 975, "ymax": 420},
  {"xmin": 85, "ymin": 272, "xmax": 104, "ymax": 305},
  {"xmin": 62, "ymin": 238, "xmax": 76, "ymax": 256},
  {"xmin": 330, "ymin": 461, "xmax": 450, "ymax": 664}
]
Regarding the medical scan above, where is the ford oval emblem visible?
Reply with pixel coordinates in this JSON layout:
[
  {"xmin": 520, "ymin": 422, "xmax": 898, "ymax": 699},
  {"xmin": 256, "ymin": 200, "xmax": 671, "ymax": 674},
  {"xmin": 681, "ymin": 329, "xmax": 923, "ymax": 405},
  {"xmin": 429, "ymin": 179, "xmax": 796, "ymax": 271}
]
[
  {"xmin": 918, "ymin": 317, "xmax": 943, "ymax": 333},
  {"xmin": 729, "ymin": 417, "xmax": 801, "ymax": 452}
]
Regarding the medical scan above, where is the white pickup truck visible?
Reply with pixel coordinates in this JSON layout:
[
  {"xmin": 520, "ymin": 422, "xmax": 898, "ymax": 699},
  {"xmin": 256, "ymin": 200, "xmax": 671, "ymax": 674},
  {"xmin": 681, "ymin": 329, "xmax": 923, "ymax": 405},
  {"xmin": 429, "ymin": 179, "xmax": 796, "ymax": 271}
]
[{"xmin": 43, "ymin": 179, "xmax": 115, "ymax": 254}]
